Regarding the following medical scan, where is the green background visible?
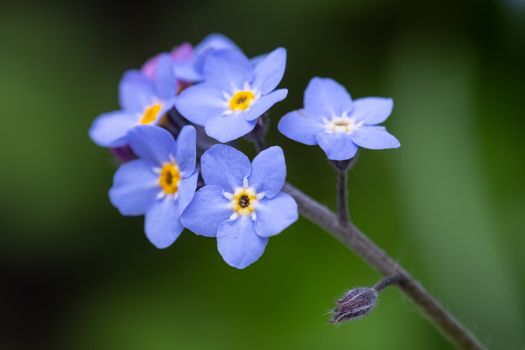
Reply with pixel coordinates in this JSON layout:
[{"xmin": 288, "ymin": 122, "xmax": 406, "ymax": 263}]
[{"xmin": 1, "ymin": 0, "xmax": 524, "ymax": 349}]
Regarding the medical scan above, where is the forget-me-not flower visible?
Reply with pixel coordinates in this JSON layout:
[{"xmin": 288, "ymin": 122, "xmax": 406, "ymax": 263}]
[
  {"xmin": 175, "ymin": 48, "xmax": 288, "ymax": 143},
  {"xmin": 172, "ymin": 33, "xmax": 241, "ymax": 83},
  {"xmin": 110, "ymin": 125, "xmax": 198, "ymax": 248},
  {"xmin": 142, "ymin": 42, "xmax": 193, "ymax": 84},
  {"xmin": 181, "ymin": 145, "xmax": 298, "ymax": 269},
  {"xmin": 278, "ymin": 77, "xmax": 400, "ymax": 160},
  {"xmin": 89, "ymin": 55, "xmax": 178, "ymax": 148}
]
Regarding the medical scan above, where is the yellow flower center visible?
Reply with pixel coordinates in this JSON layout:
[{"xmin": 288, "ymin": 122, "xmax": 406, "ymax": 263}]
[
  {"xmin": 158, "ymin": 162, "xmax": 181, "ymax": 195},
  {"xmin": 229, "ymin": 91, "xmax": 255, "ymax": 111},
  {"xmin": 232, "ymin": 188, "xmax": 257, "ymax": 215},
  {"xmin": 140, "ymin": 103, "xmax": 162, "ymax": 125}
]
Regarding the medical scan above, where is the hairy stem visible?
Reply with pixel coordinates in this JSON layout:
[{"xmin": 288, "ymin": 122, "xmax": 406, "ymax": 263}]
[
  {"xmin": 331, "ymin": 157, "xmax": 358, "ymax": 227},
  {"xmin": 374, "ymin": 274, "xmax": 404, "ymax": 293},
  {"xmin": 283, "ymin": 182, "xmax": 486, "ymax": 350}
]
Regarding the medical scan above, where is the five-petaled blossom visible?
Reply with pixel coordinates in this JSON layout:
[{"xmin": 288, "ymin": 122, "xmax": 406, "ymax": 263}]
[
  {"xmin": 181, "ymin": 145, "xmax": 298, "ymax": 269},
  {"xmin": 89, "ymin": 55, "xmax": 178, "ymax": 148},
  {"xmin": 278, "ymin": 77, "xmax": 400, "ymax": 160},
  {"xmin": 109, "ymin": 125, "xmax": 198, "ymax": 248},
  {"xmin": 175, "ymin": 48, "xmax": 288, "ymax": 143},
  {"xmin": 172, "ymin": 33, "xmax": 241, "ymax": 83}
]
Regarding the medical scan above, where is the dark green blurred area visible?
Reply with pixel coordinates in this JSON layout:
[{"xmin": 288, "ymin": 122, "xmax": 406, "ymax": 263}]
[{"xmin": 1, "ymin": 0, "xmax": 524, "ymax": 349}]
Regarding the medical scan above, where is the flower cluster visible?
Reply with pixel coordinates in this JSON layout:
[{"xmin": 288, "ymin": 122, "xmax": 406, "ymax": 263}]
[{"xmin": 89, "ymin": 33, "xmax": 400, "ymax": 269}]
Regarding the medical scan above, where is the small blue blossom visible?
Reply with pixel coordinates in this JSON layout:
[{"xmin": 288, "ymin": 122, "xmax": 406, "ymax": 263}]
[
  {"xmin": 278, "ymin": 77, "xmax": 400, "ymax": 160},
  {"xmin": 89, "ymin": 55, "xmax": 178, "ymax": 148},
  {"xmin": 181, "ymin": 145, "xmax": 298, "ymax": 269},
  {"xmin": 173, "ymin": 33, "xmax": 242, "ymax": 83},
  {"xmin": 109, "ymin": 125, "xmax": 198, "ymax": 248},
  {"xmin": 142, "ymin": 42, "xmax": 193, "ymax": 81},
  {"xmin": 175, "ymin": 48, "xmax": 288, "ymax": 143},
  {"xmin": 171, "ymin": 34, "xmax": 268, "ymax": 83}
]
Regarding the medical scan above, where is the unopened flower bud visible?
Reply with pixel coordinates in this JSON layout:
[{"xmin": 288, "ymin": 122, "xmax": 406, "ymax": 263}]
[{"xmin": 331, "ymin": 287, "xmax": 377, "ymax": 323}]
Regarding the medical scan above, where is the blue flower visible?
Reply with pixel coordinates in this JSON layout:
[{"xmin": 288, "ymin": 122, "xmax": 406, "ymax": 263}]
[
  {"xmin": 181, "ymin": 145, "xmax": 298, "ymax": 269},
  {"xmin": 89, "ymin": 54, "xmax": 178, "ymax": 148},
  {"xmin": 175, "ymin": 48, "xmax": 288, "ymax": 143},
  {"xmin": 142, "ymin": 42, "xmax": 193, "ymax": 81},
  {"xmin": 173, "ymin": 33, "xmax": 242, "ymax": 83},
  {"xmin": 109, "ymin": 125, "xmax": 198, "ymax": 248},
  {"xmin": 278, "ymin": 77, "xmax": 400, "ymax": 160}
]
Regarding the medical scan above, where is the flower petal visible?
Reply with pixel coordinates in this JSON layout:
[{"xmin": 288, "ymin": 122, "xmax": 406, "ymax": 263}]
[
  {"xmin": 173, "ymin": 34, "xmax": 240, "ymax": 83},
  {"xmin": 315, "ymin": 132, "xmax": 358, "ymax": 160},
  {"xmin": 249, "ymin": 146, "xmax": 286, "ymax": 199},
  {"xmin": 89, "ymin": 111, "xmax": 137, "ymax": 147},
  {"xmin": 194, "ymin": 34, "xmax": 241, "ymax": 74},
  {"xmin": 304, "ymin": 77, "xmax": 352, "ymax": 118},
  {"xmin": 175, "ymin": 126, "xmax": 196, "ymax": 176},
  {"xmin": 243, "ymin": 89, "xmax": 288, "ymax": 121},
  {"xmin": 204, "ymin": 113, "xmax": 257, "ymax": 143},
  {"xmin": 352, "ymin": 97, "xmax": 393, "ymax": 125},
  {"xmin": 154, "ymin": 53, "xmax": 178, "ymax": 100},
  {"xmin": 178, "ymin": 172, "xmax": 198, "ymax": 214},
  {"xmin": 277, "ymin": 110, "xmax": 325, "ymax": 145},
  {"xmin": 254, "ymin": 193, "xmax": 298, "ymax": 237},
  {"xmin": 195, "ymin": 33, "xmax": 240, "ymax": 57},
  {"xmin": 351, "ymin": 126, "xmax": 400, "ymax": 150},
  {"xmin": 119, "ymin": 70, "xmax": 156, "ymax": 112},
  {"xmin": 252, "ymin": 47, "xmax": 286, "ymax": 95},
  {"xmin": 141, "ymin": 54, "xmax": 160, "ymax": 80},
  {"xmin": 217, "ymin": 217, "xmax": 268, "ymax": 269},
  {"xmin": 109, "ymin": 160, "xmax": 159, "ymax": 216},
  {"xmin": 175, "ymin": 84, "xmax": 226, "ymax": 126},
  {"xmin": 157, "ymin": 99, "xmax": 176, "ymax": 122},
  {"xmin": 250, "ymin": 53, "xmax": 267, "ymax": 67},
  {"xmin": 173, "ymin": 60, "xmax": 202, "ymax": 82},
  {"xmin": 201, "ymin": 144, "xmax": 251, "ymax": 191},
  {"xmin": 145, "ymin": 197, "xmax": 183, "ymax": 249},
  {"xmin": 202, "ymin": 49, "xmax": 253, "ymax": 90},
  {"xmin": 128, "ymin": 126, "xmax": 177, "ymax": 166},
  {"xmin": 170, "ymin": 42, "xmax": 194, "ymax": 61},
  {"xmin": 180, "ymin": 185, "xmax": 232, "ymax": 237}
]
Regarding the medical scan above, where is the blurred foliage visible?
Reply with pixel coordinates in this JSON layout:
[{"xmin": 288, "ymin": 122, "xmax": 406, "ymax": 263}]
[{"xmin": 0, "ymin": 0, "xmax": 524, "ymax": 349}]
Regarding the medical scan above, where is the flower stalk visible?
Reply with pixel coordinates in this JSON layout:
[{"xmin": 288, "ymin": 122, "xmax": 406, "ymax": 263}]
[
  {"xmin": 336, "ymin": 167, "xmax": 350, "ymax": 226},
  {"xmin": 283, "ymin": 182, "xmax": 486, "ymax": 350},
  {"xmin": 331, "ymin": 160, "xmax": 350, "ymax": 226},
  {"xmin": 331, "ymin": 156, "xmax": 358, "ymax": 227},
  {"xmin": 373, "ymin": 274, "xmax": 404, "ymax": 292},
  {"xmin": 248, "ymin": 115, "xmax": 270, "ymax": 153}
]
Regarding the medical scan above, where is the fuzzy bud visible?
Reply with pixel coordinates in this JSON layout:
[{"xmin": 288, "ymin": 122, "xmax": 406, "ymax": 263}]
[{"xmin": 331, "ymin": 287, "xmax": 377, "ymax": 323}]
